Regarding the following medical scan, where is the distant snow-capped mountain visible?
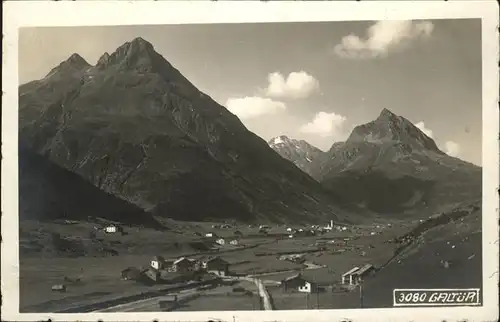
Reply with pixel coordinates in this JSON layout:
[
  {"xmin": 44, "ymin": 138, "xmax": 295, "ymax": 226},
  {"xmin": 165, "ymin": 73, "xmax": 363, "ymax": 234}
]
[{"xmin": 268, "ymin": 135, "xmax": 325, "ymax": 177}]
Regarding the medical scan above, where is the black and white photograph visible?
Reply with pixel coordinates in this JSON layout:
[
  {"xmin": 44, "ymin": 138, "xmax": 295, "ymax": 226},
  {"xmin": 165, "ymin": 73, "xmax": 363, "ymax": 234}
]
[{"xmin": 2, "ymin": 1, "xmax": 498, "ymax": 322}]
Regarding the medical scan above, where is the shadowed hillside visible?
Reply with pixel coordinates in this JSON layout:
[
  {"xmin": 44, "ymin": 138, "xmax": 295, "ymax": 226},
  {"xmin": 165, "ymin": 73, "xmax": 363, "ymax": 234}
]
[{"xmin": 19, "ymin": 146, "xmax": 165, "ymax": 229}]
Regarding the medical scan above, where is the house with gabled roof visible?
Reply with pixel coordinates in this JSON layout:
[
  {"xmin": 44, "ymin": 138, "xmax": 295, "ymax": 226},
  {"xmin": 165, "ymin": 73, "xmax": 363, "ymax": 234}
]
[
  {"xmin": 342, "ymin": 264, "xmax": 376, "ymax": 285},
  {"xmin": 280, "ymin": 273, "xmax": 318, "ymax": 293},
  {"xmin": 201, "ymin": 256, "xmax": 230, "ymax": 276},
  {"xmin": 172, "ymin": 257, "xmax": 196, "ymax": 273},
  {"xmin": 151, "ymin": 255, "xmax": 166, "ymax": 270}
]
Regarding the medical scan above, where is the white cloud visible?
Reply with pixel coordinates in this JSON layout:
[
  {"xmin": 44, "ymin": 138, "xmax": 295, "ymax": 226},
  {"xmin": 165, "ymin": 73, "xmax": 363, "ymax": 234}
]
[
  {"xmin": 444, "ymin": 141, "xmax": 461, "ymax": 157},
  {"xmin": 225, "ymin": 96, "xmax": 286, "ymax": 120},
  {"xmin": 334, "ymin": 20, "xmax": 434, "ymax": 59},
  {"xmin": 300, "ymin": 111, "xmax": 347, "ymax": 138},
  {"xmin": 415, "ymin": 121, "xmax": 434, "ymax": 138},
  {"xmin": 265, "ymin": 71, "xmax": 319, "ymax": 99}
]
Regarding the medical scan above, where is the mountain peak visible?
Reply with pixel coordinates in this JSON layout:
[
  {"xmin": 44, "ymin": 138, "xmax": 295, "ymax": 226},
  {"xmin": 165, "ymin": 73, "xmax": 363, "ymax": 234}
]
[
  {"xmin": 268, "ymin": 135, "xmax": 325, "ymax": 176},
  {"xmin": 97, "ymin": 37, "xmax": 164, "ymax": 73},
  {"xmin": 95, "ymin": 52, "xmax": 110, "ymax": 69},
  {"xmin": 269, "ymin": 135, "xmax": 291, "ymax": 145},
  {"xmin": 375, "ymin": 108, "xmax": 407, "ymax": 130},
  {"xmin": 130, "ymin": 37, "xmax": 154, "ymax": 47},
  {"xmin": 346, "ymin": 109, "xmax": 442, "ymax": 153},
  {"xmin": 123, "ymin": 37, "xmax": 156, "ymax": 56},
  {"xmin": 378, "ymin": 108, "xmax": 400, "ymax": 121},
  {"xmin": 45, "ymin": 53, "xmax": 90, "ymax": 78},
  {"xmin": 67, "ymin": 53, "xmax": 89, "ymax": 66}
]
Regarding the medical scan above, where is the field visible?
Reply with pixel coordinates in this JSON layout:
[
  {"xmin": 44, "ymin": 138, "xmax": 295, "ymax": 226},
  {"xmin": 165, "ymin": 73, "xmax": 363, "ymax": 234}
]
[
  {"xmin": 267, "ymin": 286, "xmax": 361, "ymax": 310},
  {"xmin": 175, "ymin": 294, "xmax": 260, "ymax": 311},
  {"xmin": 20, "ymin": 255, "xmax": 173, "ymax": 311},
  {"xmin": 166, "ymin": 280, "xmax": 262, "ymax": 311}
]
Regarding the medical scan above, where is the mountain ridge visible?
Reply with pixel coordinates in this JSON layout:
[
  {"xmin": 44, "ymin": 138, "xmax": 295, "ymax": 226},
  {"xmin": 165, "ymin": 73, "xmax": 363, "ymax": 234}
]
[
  {"xmin": 268, "ymin": 135, "xmax": 325, "ymax": 177},
  {"xmin": 268, "ymin": 110, "xmax": 481, "ymax": 216},
  {"xmin": 19, "ymin": 37, "xmax": 352, "ymax": 224}
]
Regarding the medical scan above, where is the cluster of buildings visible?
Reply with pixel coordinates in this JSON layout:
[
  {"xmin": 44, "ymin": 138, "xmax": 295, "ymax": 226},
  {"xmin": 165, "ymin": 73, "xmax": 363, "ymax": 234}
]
[
  {"xmin": 279, "ymin": 264, "xmax": 376, "ymax": 294},
  {"xmin": 279, "ymin": 253, "xmax": 306, "ymax": 264},
  {"xmin": 211, "ymin": 224, "xmax": 233, "ymax": 229},
  {"xmin": 147, "ymin": 255, "xmax": 231, "ymax": 280},
  {"xmin": 285, "ymin": 220, "xmax": 351, "ymax": 239},
  {"xmin": 203, "ymin": 233, "xmax": 240, "ymax": 246},
  {"xmin": 214, "ymin": 238, "xmax": 239, "ymax": 246},
  {"xmin": 286, "ymin": 228, "xmax": 316, "ymax": 239}
]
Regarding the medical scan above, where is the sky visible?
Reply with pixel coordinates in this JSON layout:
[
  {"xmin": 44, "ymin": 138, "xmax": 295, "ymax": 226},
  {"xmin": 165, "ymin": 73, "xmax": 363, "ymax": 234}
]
[{"xmin": 19, "ymin": 19, "xmax": 482, "ymax": 165}]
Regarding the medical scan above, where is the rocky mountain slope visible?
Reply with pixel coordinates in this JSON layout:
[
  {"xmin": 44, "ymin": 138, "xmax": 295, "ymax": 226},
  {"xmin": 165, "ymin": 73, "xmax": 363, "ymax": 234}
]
[
  {"xmin": 316, "ymin": 109, "xmax": 481, "ymax": 215},
  {"xmin": 269, "ymin": 109, "xmax": 481, "ymax": 216},
  {"xmin": 268, "ymin": 135, "xmax": 324, "ymax": 177},
  {"xmin": 19, "ymin": 37, "xmax": 349, "ymax": 224},
  {"xmin": 19, "ymin": 146, "xmax": 164, "ymax": 229}
]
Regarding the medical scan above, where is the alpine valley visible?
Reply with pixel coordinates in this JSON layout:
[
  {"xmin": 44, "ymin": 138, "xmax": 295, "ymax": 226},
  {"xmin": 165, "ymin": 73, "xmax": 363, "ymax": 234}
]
[{"xmin": 17, "ymin": 36, "xmax": 483, "ymax": 313}]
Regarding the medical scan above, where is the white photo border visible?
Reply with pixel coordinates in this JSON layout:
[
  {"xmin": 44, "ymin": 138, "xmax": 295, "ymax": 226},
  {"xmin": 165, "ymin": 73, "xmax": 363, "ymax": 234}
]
[{"xmin": 2, "ymin": 1, "xmax": 499, "ymax": 321}]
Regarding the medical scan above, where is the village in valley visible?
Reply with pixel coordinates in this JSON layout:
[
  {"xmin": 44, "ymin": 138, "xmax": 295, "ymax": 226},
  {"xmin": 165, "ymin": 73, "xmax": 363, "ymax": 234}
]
[
  {"xmin": 23, "ymin": 215, "xmax": 431, "ymax": 312},
  {"xmin": 118, "ymin": 220, "xmax": 376, "ymax": 293},
  {"xmin": 113, "ymin": 219, "xmax": 381, "ymax": 311},
  {"xmin": 19, "ymin": 198, "xmax": 479, "ymax": 313}
]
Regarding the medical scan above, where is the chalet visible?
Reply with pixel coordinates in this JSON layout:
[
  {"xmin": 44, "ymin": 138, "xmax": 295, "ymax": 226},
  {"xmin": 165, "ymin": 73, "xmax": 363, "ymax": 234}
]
[
  {"xmin": 341, "ymin": 264, "xmax": 375, "ymax": 285},
  {"xmin": 172, "ymin": 257, "xmax": 196, "ymax": 273},
  {"xmin": 280, "ymin": 273, "xmax": 318, "ymax": 293},
  {"xmin": 203, "ymin": 256, "xmax": 230, "ymax": 276},
  {"xmin": 351, "ymin": 264, "xmax": 375, "ymax": 283},
  {"xmin": 151, "ymin": 256, "xmax": 166, "ymax": 270},
  {"xmin": 342, "ymin": 266, "xmax": 360, "ymax": 285},
  {"xmin": 51, "ymin": 284, "xmax": 67, "ymax": 292},
  {"xmin": 280, "ymin": 254, "xmax": 305, "ymax": 264},
  {"xmin": 104, "ymin": 225, "xmax": 121, "ymax": 233},
  {"xmin": 215, "ymin": 238, "xmax": 225, "ymax": 245}
]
